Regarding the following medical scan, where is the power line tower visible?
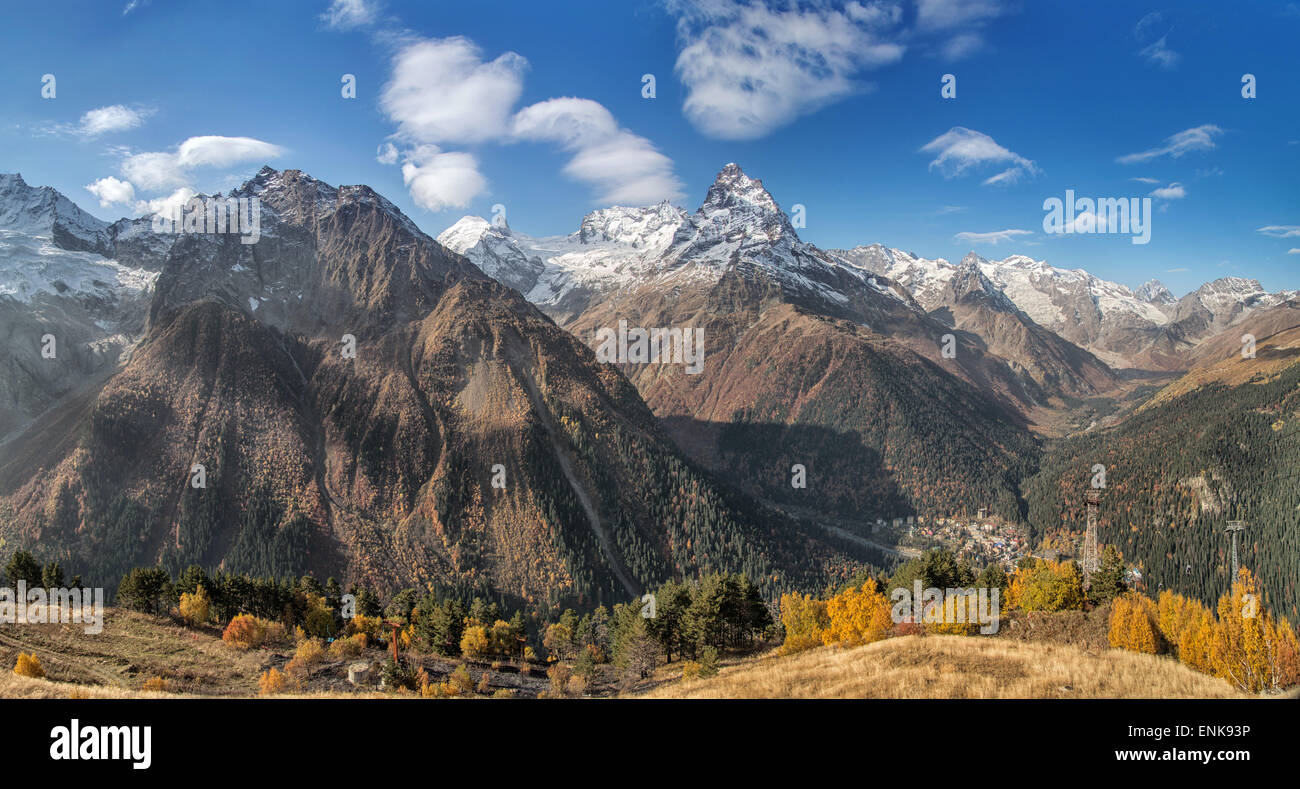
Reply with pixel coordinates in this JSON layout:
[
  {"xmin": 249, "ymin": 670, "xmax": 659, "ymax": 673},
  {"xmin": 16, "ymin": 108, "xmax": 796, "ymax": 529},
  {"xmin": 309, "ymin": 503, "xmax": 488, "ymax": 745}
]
[
  {"xmin": 1082, "ymin": 489, "xmax": 1101, "ymax": 584},
  {"xmin": 1225, "ymin": 520, "xmax": 1245, "ymax": 584}
]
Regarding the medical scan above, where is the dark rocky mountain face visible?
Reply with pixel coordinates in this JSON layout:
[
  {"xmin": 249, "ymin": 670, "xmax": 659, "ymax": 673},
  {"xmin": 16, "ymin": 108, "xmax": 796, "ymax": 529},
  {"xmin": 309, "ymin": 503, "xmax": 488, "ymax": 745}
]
[
  {"xmin": 0, "ymin": 169, "xmax": 862, "ymax": 611},
  {"xmin": 931, "ymin": 260, "xmax": 1120, "ymax": 401},
  {"xmin": 446, "ymin": 165, "xmax": 1045, "ymax": 523}
]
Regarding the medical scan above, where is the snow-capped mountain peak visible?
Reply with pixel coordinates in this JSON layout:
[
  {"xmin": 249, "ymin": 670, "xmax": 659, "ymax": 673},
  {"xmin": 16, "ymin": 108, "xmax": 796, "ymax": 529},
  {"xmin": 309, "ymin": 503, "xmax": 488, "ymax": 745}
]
[
  {"xmin": 0, "ymin": 172, "xmax": 111, "ymax": 253},
  {"xmin": 694, "ymin": 162, "xmax": 796, "ymax": 244},
  {"xmin": 1135, "ymin": 278, "xmax": 1175, "ymax": 305},
  {"xmin": 577, "ymin": 202, "xmax": 686, "ymax": 247}
]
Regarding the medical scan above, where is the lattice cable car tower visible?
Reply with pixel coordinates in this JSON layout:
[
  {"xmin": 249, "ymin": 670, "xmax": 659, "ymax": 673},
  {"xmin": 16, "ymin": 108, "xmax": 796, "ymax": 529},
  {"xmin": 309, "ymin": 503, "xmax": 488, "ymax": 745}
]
[
  {"xmin": 1082, "ymin": 488, "xmax": 1102, "ymax": 584},
  {"xmin": 1225, "ymin": 520, "xmax": 1245, "ymax": 583}
]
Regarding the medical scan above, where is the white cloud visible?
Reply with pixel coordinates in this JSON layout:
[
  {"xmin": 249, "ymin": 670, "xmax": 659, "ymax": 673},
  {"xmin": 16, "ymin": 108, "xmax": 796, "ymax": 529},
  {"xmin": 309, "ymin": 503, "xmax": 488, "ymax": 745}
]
[
  {"xmin": 1149, "ymin": 182, "xmax": 1186, "ymax": 200},
  {"xmin": 376, "ymin": 35, "xmax": 681, "ymax": 210},
  {"xmin": 981, "ymin": 168, "xmax": 1023, "ymax": 186},
  {"xmin": 1129, "ymin": 176, "xmax": 1160, "ymax": 184},
  {"xmin": 921, "ymin": 127, "xmax": 1038, "ymax": 184},
  {"xmin": 916, "ymin": 0, "xmax": 1006, "ymax": 30},
  {"xmin": 511, "ymin": 98, "xmax": 683, "ymax": 204},
  {"xmin": 1139, "ymin": 36, "xmax": 1179, "ymax": 69},
  {"xmin": 954, "ymin": 228, "xmax": 1032, "ymax": 245},
  {"xmin": 401, "ymin": 146, "xmax": 486, "ymax": 212},
  {"xmin": 84, "ymin": 176, "xmax": 136, "ymax": 208},
  {"xmin": 1134, "ymin": 12, "xmax": 1179, "ymax": 69},
  {"xmin": 940, "ymin": 32, "xmax": 985, "ymax": 61},
  {"xmin": 121, "ymin": 135, "xmax": 285, "ymax": 191},
  {"xmin": 1166, "ymin": 267, "xmax": 1189, "ymax": 273},
  {"xmin": 375, "ymin": 142, "xmax": 398, "ymax": 165},
  {"xmin": 916, "ymin": 0, "xmax": 1007, "ymax": 60},
  {"xmin": 380, "ymin": 37, "xmax": 526, "ymax": 146},
  {"xmin": 321, "ymin": 0, "xmax": 380, "ymax": 30},
  {"xmin": 1288, "ymin": 248, "xmax": 1300, "ymax": 255},
  {"xmin": 1258, "ymin": 225, "xmax": 1300, "ymax": 238},
  {"xmin": 79, "ymin": 105, "xmax": 149, "ymax": 137},
  {"xmin": 1117, "ymin": 124, "xmax": 1222, "ymax": 164},
  {"xmin": 669, "ymin": 0, "xmax": 905, "ymax": 140},
  {"xmin": 134, "ymin": 186, "xmax": 196, "ymax": 218}
]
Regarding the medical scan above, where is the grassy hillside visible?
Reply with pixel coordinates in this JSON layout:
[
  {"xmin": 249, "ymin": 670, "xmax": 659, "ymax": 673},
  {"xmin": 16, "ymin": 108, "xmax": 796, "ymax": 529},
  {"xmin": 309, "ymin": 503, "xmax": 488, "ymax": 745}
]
[
  {"xmin": 637, "ymin": 635, "xmax": 1251, "ymax": 699},
  {"xmin": 0, "ymin": 606, "xmax": 557, "ymax": 699}
]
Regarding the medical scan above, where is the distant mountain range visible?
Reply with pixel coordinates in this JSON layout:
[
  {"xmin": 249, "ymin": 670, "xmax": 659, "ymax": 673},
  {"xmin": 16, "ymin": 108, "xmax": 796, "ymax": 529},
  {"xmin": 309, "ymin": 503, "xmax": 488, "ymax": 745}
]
[
  {"xmin": 442, "ymin": 169, "xmax": 1297, "ymax": 375},
  {"xmin": 441, "ymin": 162, "xmax": 1300, "ymax": 537},
  {"xmin": 2, "ymin": 163, "xmax": 1297, "ymax": 616},
  {"xmin": 0, "ymin": 168, "xmax": 868, "ymax": 610}
]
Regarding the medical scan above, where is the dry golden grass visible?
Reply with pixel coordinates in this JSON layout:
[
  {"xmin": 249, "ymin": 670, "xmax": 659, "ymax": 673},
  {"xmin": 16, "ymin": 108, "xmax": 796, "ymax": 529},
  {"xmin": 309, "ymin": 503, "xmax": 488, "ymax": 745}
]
[
  {"xmin": 0, "ymin": 673, "xmax": 178, "ymax": 699},
  {"xmin": 0, "ymin": 606, "xmax": 524, "ymax": 699},
  {"xmin": 0, "ymin": 607, "xmax": 269, "ymax": 695},
  {"xmin": 639, "ymin": 635, "xmax": 1251, "ymax": 699}
]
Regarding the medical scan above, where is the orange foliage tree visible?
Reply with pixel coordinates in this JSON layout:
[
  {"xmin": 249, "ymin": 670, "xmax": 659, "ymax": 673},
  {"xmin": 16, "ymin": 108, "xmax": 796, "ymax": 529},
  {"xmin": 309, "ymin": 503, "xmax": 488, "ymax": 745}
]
[
  {"xmin": 823, "ymin": 579, "xmax": 893, "ymax": 646},
  {"xmin": 1108, "ymin": 593, "xmax": 1159, "ymax": 654},
  {"xmin": 1210, "ymin": 569, "xmax": 1300, "ymax": 693}
]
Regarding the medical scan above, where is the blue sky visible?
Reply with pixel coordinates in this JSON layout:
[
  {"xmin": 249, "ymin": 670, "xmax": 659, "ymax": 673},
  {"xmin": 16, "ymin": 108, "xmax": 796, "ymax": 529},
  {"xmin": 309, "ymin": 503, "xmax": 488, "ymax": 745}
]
[{"xmin": 1, "ymin": 0, "xmax": 1297, "ymax": 295}]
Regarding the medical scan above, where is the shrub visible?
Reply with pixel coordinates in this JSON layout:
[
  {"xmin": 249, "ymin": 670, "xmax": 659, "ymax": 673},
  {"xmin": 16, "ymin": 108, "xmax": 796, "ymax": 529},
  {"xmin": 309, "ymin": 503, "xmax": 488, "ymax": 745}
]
[
  {"xmin": 449, "ymin": 664, "xmax": 474, "ymax": 695},
  {"xmin": 13, "ymin": 653, "xmax": 45, "ymax": 679},
  {"xmin": 329, "ymin": 633, "xmax": 366, "ymax": 658},
  {"xmin": 492, "ymin": 688, "xmax": 515, "ymax": 699},
  {"xmin": 142, "ymin": 677, "xmax": 171, "ymax": 692},
  {"xmin": 222, "ymin": 614, "xmax": 268, "ymax": 650},
  {"xmin": 178, "ymin": 587, "xmax": 210, "ymax": 626},
  {"xmin": 697, "ymin": 645, "xmax": 720, "ymax": 677},
  {"xmin": 286, "ymin": 638, "xmax": 327, "ymax": 679},
  {"xmin": 258, "ymin": 668, "xmax": 294, "ymax": 696},
  {"xmin": 547, "ymin": 662, "xmax": 571, "ymax": 697},
  {"xmin": 476, "ymin": 670, "xmax": 492, "ymax": 693},
  {"xmin": 296, "ymin": 637, "xmax": 327, "ymax": 665},
  {"xmin": 568, "ymin": 674, "xmax": 588, "ymax": 696},
  {"xmin": 380, "ymin": 658, "xmax": 419, "ymax": 691},
  {"xmin": 346, "ymin": 614, "xmax": 385, "ymax": 641}
]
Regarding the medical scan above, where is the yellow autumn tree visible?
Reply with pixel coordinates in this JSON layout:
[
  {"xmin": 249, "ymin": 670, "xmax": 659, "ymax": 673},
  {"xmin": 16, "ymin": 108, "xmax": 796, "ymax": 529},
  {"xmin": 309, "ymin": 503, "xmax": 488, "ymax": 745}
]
[
  {"xmin": 1177, "ymin": 606, "xmax": 1217, "ymax": 673},
  {"xmin": 1155, "ymin": 590, "xmax": 1215, "ymax": 671},
  {"xmin": 460, "ymin": 624, "xmax": 490, "ymax": 659},
  {"xmin": 778, "ymin": 591, "xmax": 829, "ymax": 655},
  {"xmin": 1108, "ymin": 593, "xmax": 1158, "ymax": 654},
  {"xmin": 178, "ymin": 586, "xmax": 210, "ymax": 626},
  {"xmin": 1006, "ymin": 559, "xmax": 1085, "ymax": 612},
  {"xmin": 1210, "ymin": 569, "xmax": 1300, "ymax": 693},
  {"xmin": 823, "ymin": 579, "xmax": 893, "ymax": 646}
]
